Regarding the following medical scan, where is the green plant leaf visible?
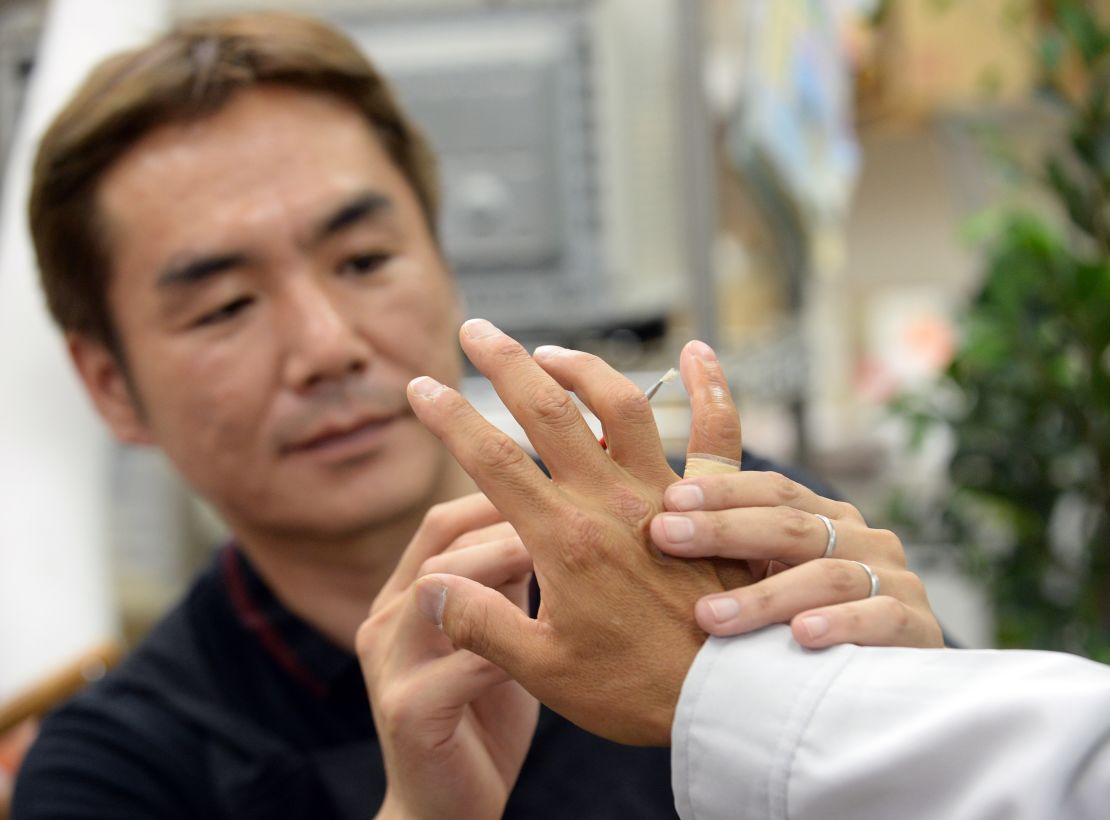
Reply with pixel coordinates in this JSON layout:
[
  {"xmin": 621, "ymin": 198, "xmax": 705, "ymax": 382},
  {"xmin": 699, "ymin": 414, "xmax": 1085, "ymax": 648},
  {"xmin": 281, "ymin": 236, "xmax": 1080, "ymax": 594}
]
[{"xmin": 887, "ymin": 0, "xmax": 1110, "ymax": 660}]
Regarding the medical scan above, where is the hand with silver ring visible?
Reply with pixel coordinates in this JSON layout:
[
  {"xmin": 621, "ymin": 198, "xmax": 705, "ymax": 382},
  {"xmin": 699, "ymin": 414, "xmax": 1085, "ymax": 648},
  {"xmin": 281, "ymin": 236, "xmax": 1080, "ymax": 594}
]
[
  {"xmin": 815, "ymin": 513, "xmax": 837, "ymax": 557},
  {"xmin": 650, "ymin": 471, "xmax": 944, "ymax": 649},
  {"xmin": 850, "ymin": 560, "xmax": 881, "ymax": 598}
]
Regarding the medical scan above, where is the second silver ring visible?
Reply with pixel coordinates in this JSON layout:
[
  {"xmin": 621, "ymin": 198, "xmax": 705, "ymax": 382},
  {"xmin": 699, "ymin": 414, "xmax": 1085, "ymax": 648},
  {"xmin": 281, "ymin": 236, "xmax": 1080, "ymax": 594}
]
[
  {"xmin": 850, "ymin": 560, "xmax": 881, "ymax": 599},
  {"xmin": 815, "ymin": 513, "xmax": 837, "ymax": 558}
]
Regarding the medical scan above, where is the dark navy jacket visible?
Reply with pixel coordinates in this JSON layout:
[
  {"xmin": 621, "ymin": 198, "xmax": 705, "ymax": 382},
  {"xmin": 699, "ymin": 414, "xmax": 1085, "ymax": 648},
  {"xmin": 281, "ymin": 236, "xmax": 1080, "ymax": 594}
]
[{"xmin": 14, "ymin": 453, "xmax": 832, "ymax": 819}]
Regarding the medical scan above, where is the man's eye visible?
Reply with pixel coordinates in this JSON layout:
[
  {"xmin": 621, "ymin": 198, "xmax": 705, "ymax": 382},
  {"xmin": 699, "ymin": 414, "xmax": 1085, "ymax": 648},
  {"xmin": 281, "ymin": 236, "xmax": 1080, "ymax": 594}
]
[
  {"xmin": 195, "ymin": 297, "xmax": 253, "ymax": 327},
  {"xmin": 340, "ymin": 253, "xmax": 390, "ymax": 277}
]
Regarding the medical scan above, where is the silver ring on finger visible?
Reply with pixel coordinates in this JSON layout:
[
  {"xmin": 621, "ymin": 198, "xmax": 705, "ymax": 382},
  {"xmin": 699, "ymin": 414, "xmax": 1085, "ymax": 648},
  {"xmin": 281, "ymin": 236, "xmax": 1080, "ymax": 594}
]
[
  {"xmin": 815, "ymin": 513, "xmax": 837, "ymax": 558},
  {"xmin": 850, "ymin": 560, "xmax": 881, "ymax": 599}
]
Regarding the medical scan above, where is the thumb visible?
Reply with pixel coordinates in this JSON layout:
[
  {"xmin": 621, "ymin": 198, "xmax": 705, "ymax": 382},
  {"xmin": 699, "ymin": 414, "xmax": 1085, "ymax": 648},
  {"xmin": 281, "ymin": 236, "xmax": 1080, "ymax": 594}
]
[{"xmin": 414, "ymin": 573, "xmax": 546, "ymax": 682}]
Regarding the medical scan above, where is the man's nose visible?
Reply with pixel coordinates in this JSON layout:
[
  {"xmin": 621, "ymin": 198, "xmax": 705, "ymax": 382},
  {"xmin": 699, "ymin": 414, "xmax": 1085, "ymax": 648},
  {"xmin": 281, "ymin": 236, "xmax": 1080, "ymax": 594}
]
[{"xmin": 280, "ymin": 280, "xmax": 371, "ymax": 391}]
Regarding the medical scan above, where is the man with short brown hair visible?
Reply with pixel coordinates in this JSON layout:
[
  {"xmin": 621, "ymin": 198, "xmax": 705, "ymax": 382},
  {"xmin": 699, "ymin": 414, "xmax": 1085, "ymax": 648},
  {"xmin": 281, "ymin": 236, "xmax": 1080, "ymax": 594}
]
[
  {"xmin": 13, "ymin": 10, "xmax": 844, "ymax": 818},
  {"xmin": 14, "ymin": 12, "xmax": 691, "ymax": 817}
]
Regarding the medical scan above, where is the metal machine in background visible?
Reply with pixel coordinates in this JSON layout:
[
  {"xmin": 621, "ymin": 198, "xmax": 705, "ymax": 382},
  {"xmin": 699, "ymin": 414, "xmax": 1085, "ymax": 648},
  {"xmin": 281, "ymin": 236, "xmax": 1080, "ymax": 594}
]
[
  {"xmin": 5, "ymin": 0, "xmax": 703, "ymax": 347},
  {"xmin": 0, "ymin": 0, "xmax": 44, "ymax": 189},
  {"xmin": 341, "ymin": 0, "xmax": 695, "ymax": 346},
  {"xmin": 182, "ymin": 0, "xmax": 697, "ymax": 348}
]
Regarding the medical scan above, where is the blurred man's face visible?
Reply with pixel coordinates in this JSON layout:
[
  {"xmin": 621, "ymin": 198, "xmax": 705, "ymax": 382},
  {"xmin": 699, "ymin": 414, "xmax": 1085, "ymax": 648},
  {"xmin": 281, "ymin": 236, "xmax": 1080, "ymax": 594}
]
[{"xmin": 88, "ymin": 85, "xmax": 463, "ymax": 543}]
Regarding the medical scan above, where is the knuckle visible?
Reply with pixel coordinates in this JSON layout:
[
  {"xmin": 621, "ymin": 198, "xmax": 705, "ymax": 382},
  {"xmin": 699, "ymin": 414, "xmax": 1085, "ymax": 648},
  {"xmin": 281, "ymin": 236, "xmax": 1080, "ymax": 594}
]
[
  {"xmin": 367, "ymin": 587, "xmax": 394, "ymax": 617},
  {"xmin": 709, "ymin": 512, "xmax": 732, "ymax": 547},
  {"xmin": 565, "ymin": 507, "xmax": 604, "ymax": 541},
  {"xmin": 475, "ymin": 432, "xmax": 527, "ymax": 473},
  {"xmin": 899, "ymin": 570, "xmax": 927, "ymax": 600},
  {"xmin": 765, "ymin": 472, "xmax": 801, "ymax": 505},
  {"xmin": 493, "ymin": 536, "xmax": 528, "ymax": 570},
  {"xmin": 417, "ymin": 554, "xmax": 447, "ymax": 578},
  {"xmin": 487, "ymin": 334, "xmax": 526, "ymax": 365},
  {"xmin": 420, "ymin": 502, "xmax": 452, "ymax": 541},
  {"xmin": 777, "ymin": 506, "xmax": 813, "ymax": 546},
  {"xmin": 605, "ymin": 385, "xmax": 653, "ymax": 425},
  {"xmin": 883, "ymin": 596, "xmax": 913, "ymax": 634},
  {"xmin": 376, "ymin": 683, "xmax": 417, "ymax": 727},
  {"xmin": 826, "ymin": 560, "xmax": 861, "ymax": 595},
  {"xmin": 874, "ymin": 529, "xmax": 907, "ymax": 567},
  {"xmin": 749, "ymin": 583, "xmax": 778, "ymax": 617},
  {"xmin": 561, "ymin": 509, "xmax": 608, "ymax": 566},
  {"xmin": 531, "ymin": 388, "xmax": 581, "ymax": 432},
  {"xmin": 926, "ymin": 619, "xmax": 945, "ymax": 647},
  {"xmin": 607, "ymin": 486, "xmax": 654, "ymax": 526},
  {"xmin": 834, "ymin": 500, "xmax": 864, "ymax": 522},
  {"xmin": 354, "ymin": 618, "xmax": 379, "ymax": 661}
]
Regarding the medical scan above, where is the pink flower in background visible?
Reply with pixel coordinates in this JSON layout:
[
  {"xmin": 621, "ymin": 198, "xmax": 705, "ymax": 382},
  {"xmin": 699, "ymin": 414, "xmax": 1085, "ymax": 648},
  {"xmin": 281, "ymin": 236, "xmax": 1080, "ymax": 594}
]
[
  {"xmin": 855, "ymin": 304, "xmax": 957, "ymax": 404},
  {"xmin": 904, "ymin": 313, "xmax": 957, "ymax": 372}
]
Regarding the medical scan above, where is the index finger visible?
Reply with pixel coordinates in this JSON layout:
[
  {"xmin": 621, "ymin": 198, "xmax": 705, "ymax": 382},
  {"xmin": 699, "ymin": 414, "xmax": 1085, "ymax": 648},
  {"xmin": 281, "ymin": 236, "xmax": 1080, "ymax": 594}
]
[
  {"xmin": 406, "ymin": 374, "xmax": 561, "ymax": 553},
  {"xmin": 458, "ymin": 319, "xmax": 618, "ymax": 487}
]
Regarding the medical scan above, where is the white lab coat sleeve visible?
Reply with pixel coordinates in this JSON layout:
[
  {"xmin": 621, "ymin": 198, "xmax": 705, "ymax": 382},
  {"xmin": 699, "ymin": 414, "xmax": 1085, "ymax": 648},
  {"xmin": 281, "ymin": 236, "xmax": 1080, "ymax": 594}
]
[{"xmin": 671, "ymin": 625, "xmax": 1110, "ymax": 820}]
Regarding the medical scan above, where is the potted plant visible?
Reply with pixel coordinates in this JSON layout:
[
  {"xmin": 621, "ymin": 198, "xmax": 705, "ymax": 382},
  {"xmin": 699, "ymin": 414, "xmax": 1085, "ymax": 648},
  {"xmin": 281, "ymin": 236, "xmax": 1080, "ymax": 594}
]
[{"xmin": 893, "ymin": 0, "xmax": 1110, "ymax": 659}]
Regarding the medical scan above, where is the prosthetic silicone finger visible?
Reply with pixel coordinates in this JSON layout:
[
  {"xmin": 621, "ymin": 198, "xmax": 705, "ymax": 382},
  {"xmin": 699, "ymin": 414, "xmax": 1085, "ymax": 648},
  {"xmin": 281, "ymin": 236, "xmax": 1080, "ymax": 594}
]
[
  {"xmin": 532, "ymin": 345, "xmax": 674, "ymax": 486},
  {"xmin": 691, "ymin": 559, "xmax": 894, "ymax": 637},
  {"xmin": 791, "ymin": 594, "xmax": 945, "ymax": 649},
  {"xmin": 679, "ymin": 341, "xmax": 741, "ymax": 479},
  {"xmin": 458, "ymin": 319, "xmax": 616, "ymax": 486}
]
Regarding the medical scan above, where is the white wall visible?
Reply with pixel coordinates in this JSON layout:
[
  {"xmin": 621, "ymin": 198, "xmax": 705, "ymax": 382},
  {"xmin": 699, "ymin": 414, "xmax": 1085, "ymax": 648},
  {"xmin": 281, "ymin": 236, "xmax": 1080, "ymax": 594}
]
[{"xmin": 0, "ymin": 0, "xmax": 169, "ymax": 700}]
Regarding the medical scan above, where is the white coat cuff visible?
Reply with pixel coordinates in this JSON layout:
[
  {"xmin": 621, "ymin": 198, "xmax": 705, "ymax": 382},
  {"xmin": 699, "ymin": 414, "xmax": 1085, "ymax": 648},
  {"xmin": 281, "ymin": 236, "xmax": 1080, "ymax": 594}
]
[{"xmin": 671, "ymin": 625, "xmax": 856, "ymax": 820}]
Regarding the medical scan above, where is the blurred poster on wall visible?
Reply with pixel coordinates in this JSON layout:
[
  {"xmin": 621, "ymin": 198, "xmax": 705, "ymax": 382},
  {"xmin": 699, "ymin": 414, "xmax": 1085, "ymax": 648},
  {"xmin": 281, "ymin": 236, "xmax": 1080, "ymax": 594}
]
[{"xmin": 728, "ymin": 0, "xmax": 866, "ymax": 227}]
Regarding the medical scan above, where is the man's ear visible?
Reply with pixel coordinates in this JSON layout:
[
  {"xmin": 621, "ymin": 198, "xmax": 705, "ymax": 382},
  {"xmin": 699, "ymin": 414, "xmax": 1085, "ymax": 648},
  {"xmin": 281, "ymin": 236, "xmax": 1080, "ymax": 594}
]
[{"xmin": 67, "ymin": 333, "xmax": 154, "ymax": 445}]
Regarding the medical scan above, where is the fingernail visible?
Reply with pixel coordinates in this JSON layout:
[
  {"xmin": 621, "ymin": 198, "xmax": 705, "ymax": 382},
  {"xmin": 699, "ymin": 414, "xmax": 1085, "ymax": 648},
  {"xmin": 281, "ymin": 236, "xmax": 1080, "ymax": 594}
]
[
  {"xmin": 463, "ymin": 318, "xmax": 500, "ymax": 340},
  {"xmin": 801, "ymin": 615, "xmax": 830, "ymax": 639},
  {"xmin": 660, "ymin": 514, "xmax": 695, "ymax": 542},
  {"xmin": 409, "ymin": 376, "xmax": 446, "ymax": 400},
  {"xmin": 688, "ymin": 340, "xmax": 717, "ymax": 363},
  {"xmin": 415, "ymin": 580, "xmax": 447, "ymax": 629},
  {"xmin": 666, "ymin": 483, "xmax": 704, "ymax": 511},
  {"xmin": 533, "ymin": 344, "xmax": 568, "ymax": 360},
  {"xmin": 703, "ymin": 596, "xmax": 740, "ymax": 622}
]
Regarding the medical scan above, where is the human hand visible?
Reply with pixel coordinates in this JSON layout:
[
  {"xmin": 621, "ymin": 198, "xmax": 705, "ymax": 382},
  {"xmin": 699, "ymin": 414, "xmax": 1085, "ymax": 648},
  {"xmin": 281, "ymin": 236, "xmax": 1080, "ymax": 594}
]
[
  {"xmin": 406, "ymin": 321, "xmax": 747, "ymax": 745},
  {"xmin": 356, "ymin": 493, "xmax": 538, "ymax": 820},
  {"xmin": 651, "ymin": 472, "xmax": 944, "ymax": 648}
]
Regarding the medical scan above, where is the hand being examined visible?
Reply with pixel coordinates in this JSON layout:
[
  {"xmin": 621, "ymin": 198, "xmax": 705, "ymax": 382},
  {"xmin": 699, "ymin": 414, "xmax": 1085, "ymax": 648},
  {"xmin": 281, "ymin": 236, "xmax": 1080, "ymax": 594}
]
[
  {"xmin": 406, "ymin": 320, "xmax": 745, "ymax": 745},
  {"xmin": 406, "ymin": 320, "xmax": 942, "ymax": 747}
]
